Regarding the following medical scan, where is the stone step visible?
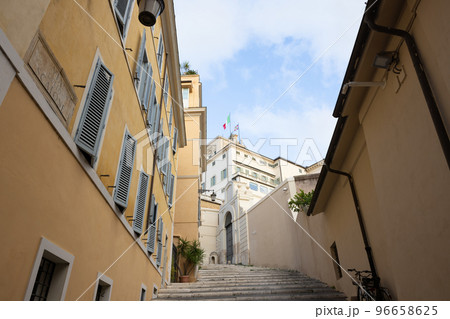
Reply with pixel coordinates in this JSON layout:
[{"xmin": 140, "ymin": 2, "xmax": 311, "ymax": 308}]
[
  {"xmin": 161, "ymin": 283, "xmax": 331, "ymax": 294},
  {"xmin": 158, "ymin": 264, "xmax": 346, "ymax": 301}
]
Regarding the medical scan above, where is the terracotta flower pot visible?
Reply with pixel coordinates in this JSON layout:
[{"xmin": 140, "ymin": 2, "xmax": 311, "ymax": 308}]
[{"xmin": 180, "ymin": 275, "xmax": 190, "ymax": 283}]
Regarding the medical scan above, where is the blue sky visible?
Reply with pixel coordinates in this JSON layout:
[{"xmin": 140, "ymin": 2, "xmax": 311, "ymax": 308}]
[{"xmin": 173, "ymin": 0, "xmax": 366, "ymax": 166}]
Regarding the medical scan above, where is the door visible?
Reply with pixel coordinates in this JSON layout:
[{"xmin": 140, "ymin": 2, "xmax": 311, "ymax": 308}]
[{"xmin": 225, "ymin": 213, "xmax": 233, "ymax": 263}]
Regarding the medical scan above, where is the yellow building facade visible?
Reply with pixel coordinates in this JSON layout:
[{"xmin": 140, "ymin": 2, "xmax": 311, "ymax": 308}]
[
  {"xmin": 172, "ymin": 74, "xmax": 207, "ymax": 281},
  {"xmin": 0, "ymin": 0, "xmax": 185, "ymax": 300}
]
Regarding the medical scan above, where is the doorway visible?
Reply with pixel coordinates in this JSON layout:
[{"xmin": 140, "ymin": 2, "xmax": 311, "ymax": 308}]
[{"xmin": 225, "ymin": 212, "xmax": 233, "ymax": 264}]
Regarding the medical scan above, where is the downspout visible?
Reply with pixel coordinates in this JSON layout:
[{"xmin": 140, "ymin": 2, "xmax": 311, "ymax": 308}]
[
  {"xmin": 365, "ymin": 10, "xmax": 450, "ymax": 169},
  {"xmin": 326, "ymin": 165, "xmax": 381, "ymax": 300}
]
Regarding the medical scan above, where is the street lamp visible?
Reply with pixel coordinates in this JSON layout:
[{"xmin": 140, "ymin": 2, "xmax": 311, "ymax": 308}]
[
  {"xmin": 137, "ymin": 0, "xmax": 165, "ymax": 27},
  {"xmin": 199, "ymin": 189, "xmax": 216, "ymax": 202}
]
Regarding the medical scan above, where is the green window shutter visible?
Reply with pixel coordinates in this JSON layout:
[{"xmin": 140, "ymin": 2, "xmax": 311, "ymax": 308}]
[
  {"xmin": 132, "ymin": 171, "xmax": 149, "ymax": 234},
  {"xmin": 168, "ymin": 173, "xmax": 175, "ymax": 207},
  {"xmin": 147, "ymin": 201, "xmax": 158, "ymax": 253},
  {"xmin": 75, "ymin": 59, "xmax": 114, "ymax": 160},
  {"xmin": 172, "ymin": 127, "xmax": 178, "ymax": 153},
  {"xmin": 113, "ymin": 131, "xmax": 136, "ymax": 208}
]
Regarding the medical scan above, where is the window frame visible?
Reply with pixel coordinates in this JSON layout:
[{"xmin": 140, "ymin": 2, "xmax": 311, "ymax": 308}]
[
  {"xmin": 93, "ymin": 272, "xmax": 113, "ymax": 301},
  {"xmin": 24, "ymin": 238, "xmax": 74, "ymax": 301},
  {"xmin": 113, "ymin": 0, "xmax": 135, "ymax": 41}
]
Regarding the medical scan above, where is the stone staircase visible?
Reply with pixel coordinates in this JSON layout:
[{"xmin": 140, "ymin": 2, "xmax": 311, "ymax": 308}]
[{"xmin": 157, "ymin": 264, "xmax": 347, "ymax": 301}]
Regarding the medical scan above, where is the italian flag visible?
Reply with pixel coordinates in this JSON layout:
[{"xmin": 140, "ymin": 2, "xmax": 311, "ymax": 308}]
[{"xmin": 223, "ymin": 114, "xmax": 230, "ymax": 130}]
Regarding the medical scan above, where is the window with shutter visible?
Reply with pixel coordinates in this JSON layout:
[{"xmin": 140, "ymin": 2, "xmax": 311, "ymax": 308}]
[
  {"xmin": 135, "ymin": 30, "xmax": 153, "ymax": 110},
  {"xmin": 156, "ymin": 32, "xmax": 164, "ymax": 71},
  {"xmin": 114, "ymin": 0, "xmax": 134, "ymax": 39},
  {"xmin": 147, "ymin": 200, "xmax": 158, "ymax": 254},
  {"xmin": 168, "ymin": 174, "xmax": 175, "ymax": 207},
  {"xmin": 156, "ymin": 219, "xmax": 163, "ymax": 267},
  {"xmin": 172, "ymin": 127, "xmax": 178, "ymax": 153},
  {"xmin": 113, "ymin": 131, "xmax": 137, "ymax": 208},
  {"xmin": 163, "ymin": 72, "xmax": 169, "ymax": 107},
  {"xmin": 168, "ymin": 105, "xmax": 173, "ymax": 132},
  {"xmin": 75, "ymin": 59, "xmax": 114, "ymax": 163},
  {"xmin": 164, "ymin": 162, "xmax": 171, "ymax": 195},
  {"xmin": 132, "ymin": 171, "xmax": 149, "ymax": 234}
]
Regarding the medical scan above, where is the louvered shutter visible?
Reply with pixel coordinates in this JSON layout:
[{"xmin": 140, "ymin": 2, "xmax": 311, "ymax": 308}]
[
  {"xmin": 172, "ymin": 127, "xmax": 178, "ymax": 153},
  {"xmin": 168, "ymin": 174, "xmax": 175, "ymax": 207},
  {"xmin": 168, "ymin": 105, "xmax": 173, "ymax": 132},
  {"xmin": 157, "ymin": 32, "xmax": 164, "ymax": 71},
  {"xmin": 132, "ymin": 171, "xmax": 149, "ymax": 234},
  {"xmin": 142, "ymin": 63, "xmax": 152, "ymax": 111},
  {"xmin": 148, "ymin": 194, "xmax": 156, "ymax": 224},
  {"xmin": 162, "ymin": 137, "xmax": 170, "ymax": 176},
  {"xmin": 163, "ymin": 73, "xmax": 169, "ymax": 106},
  {"xmin": 164, "ymin": 162, "xmax": 171, "ymax": 194},
  {"xmin": 156, "ymin": 219, "xmax": 163, "ymax": 266},
  {"xmin": 146, "ymin": 81, "xmax": 157, "ymax": 130},
  {"xmin": 135, "ymin": 30, "xmax": 146, "ymax": 89},
  {"xmin": 75, "ymin": 60, "xmax": 114, "ymax": 159},
  {"xmin": 147, "ymin": 202, "xmax": 158, "ymax": 253},
  {"xmin": 113, "ymin": 131, "xmax": 136, "ymax": 208}
]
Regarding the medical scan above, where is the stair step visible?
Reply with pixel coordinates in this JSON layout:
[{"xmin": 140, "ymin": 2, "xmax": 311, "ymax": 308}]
[{"xmin": 157, "ymin": 264, "xmax": 345, "ymax": 301}]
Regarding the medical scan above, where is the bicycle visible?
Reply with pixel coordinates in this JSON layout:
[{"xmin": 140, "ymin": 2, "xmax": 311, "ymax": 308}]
[{"xmin": 347, "ymin": 269, "xmax": 392, "ymax": 301}]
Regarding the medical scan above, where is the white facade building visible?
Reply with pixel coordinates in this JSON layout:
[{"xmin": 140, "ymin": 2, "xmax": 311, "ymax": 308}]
[{"xmin": 199, "ymin": 136, "xmax": 323, "ymax": 265}]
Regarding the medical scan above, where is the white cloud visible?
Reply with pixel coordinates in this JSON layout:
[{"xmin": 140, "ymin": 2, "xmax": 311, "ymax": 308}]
[{"xmin": 174, "ymin": 0, "xmax": 366, "ymax": 80}]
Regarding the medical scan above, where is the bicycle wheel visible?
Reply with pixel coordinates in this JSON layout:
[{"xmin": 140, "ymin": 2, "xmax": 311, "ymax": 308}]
[{"xmin": 380, "ymin": 288, "xmax": 392, "ymax": 301}]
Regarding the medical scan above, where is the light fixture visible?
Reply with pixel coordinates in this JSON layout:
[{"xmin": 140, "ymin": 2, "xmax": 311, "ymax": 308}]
[
  {"xmin": 199, "ymin": 189, "xmax": 216, "ymax": 202},
  {"xmin": 373, "ymin": 51, "xmax": 397, "ymax": 69},
  {"xmin": 137, "ymin": 0, "xmax": 165, "ymax": 27},
  {"xmin": 341, "ymin": 81, "xmax": 386, "ymax": 95}
]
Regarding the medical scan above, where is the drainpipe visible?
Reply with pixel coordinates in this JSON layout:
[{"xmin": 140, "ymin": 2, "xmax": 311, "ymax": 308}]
[
  {"xmin": 326, "ymin": 165, "xmax": 381, "ymax": 299},
  {"xmin": 365, "ymin": 10, "xmax": 450, "ymax": 169}
]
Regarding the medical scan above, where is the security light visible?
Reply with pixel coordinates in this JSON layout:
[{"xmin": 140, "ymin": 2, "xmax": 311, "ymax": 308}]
[{"xmin": 373, "ymin": 51, "xmax": 396, "ymax": 69}]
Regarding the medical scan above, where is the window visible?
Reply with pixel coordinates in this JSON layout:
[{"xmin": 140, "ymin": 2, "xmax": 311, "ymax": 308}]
[
  {"xmin": 168, "ymin": 105, "xmax": 173, "ymax": 132},
  {"xmin": 75, "ymin": 58, "xmax": 114, "ymax": 164},
  {"xmin": 114, "ymin": 0, "xmax": 134, "ymax": 40},
  {"xmin": 135, "ymin": 30, "xmax": 152, "ymax": 110},
  {"xmin": 163, "ymin": 72, "xmax": 169, "ymax": 107},
  {"xmin": 168, "ymin": 173, "xmax": 175, "ymax": 207},
  {"xmin": 299, "ymin": 168, "xmax": 303, "ymax": 173},
  {"xmin": 249, "ymin": 182, "xmax": 258, "ymax": 191},
  {"xmin": 201, "ymin": 183, "xmax": 205, "ymax": 190},
  {"xmin": 147, "ymin": 195, "xmax": 158, "ymax": 254},
  {"xmin": 260, "ymin": 186, "xmax": 268, "ymax": 194},
  {"xmin": 269, "ymin": 163, "xmax": 279, "ymax": 168},
  {"xmin": 30, "ymin": 257, "xmax": 55, "ymax": 301},
  {"xmin": 156, "ymin": 32, "xmax": 164, "ymax": 71},
  {"xmin": 261, "ymin": 175, "xmax": 267, "ymax": 182},
  {"xmin": 114, "ymin": 131, "xmax": 137, "ymax": 209},
  {"xmin": 132, "ymin": 171, "xmax": 149, "ymax": 234},
  {"xmin": 147, "ymin": 85, "xmax": 160, "ymax": 136},
  {"xmin": 222, "ymin": 154, "xmax": 226, "ymax": 159},
  {"xmin": 270, "ymin": 179, "xmax": 275, "ymax": 185},
  {"xmin": 94, "ymin": 273, "xmax": 113, "ymax": 301},
  {"xmin": 156, "ymin": 219, "xmax": 164, "ymax": 267},
  {"xmin": 25, "ymin": 238, "xmax": 74, "ymax": 301},
  {"xmin": 275, "ymin": 178, "xmax": 281, "ymax": 185},
  {"xmin": 140, "ymin": 284, "xmax": 147, "ymax": 301},
  {"xmin": 236, "ymin": 167, "xmax": 241, "ymax": 173},
  {"xmin": 221, "ymin": 169, "xmax": 227, "ymax": 180},
  {"xmin": 182, "ymin": 88, "xmax": 189, "ymax": 107},
  {"xmin": 236, "ymin": 151, "xmax": 240, "ymax": 155},
  {"xmin": 212, "ymin": 161, "xmax": 215, "ymax": 166},
  {"xmin": 259, "ymin": 160, "xmax": 266, "ymax": 165},
  {"xmin": 244, "ymin": 169, "xmax": 249, "ymax": 175},
  {"xmin": 172, "ymin": 127, "xmax": 178, "ymax": 153},
  {"xmin": 210, "ymin": 176, "xmax": 216, "ymax": 187},
  {"xmin": 221, "ymin": 188, "xmax": 225, "ymax": 193},
  {"xmin": 251, "ymin": 172, "xmax": 258, "ymax": 179},
  {"xmin": 244, "ymin": 154, "xmax": 248, "ymax": 158},
  {"xmin": 330, "ymin": 242, "xmax": 343, "ymax": 279}
]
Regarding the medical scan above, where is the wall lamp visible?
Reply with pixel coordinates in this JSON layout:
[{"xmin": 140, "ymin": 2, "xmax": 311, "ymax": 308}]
[
  {"xmin": 137, "ymin": 0, "xmax": 165, "ymax": 27},
  {"xmin": 341, "ymin": 81, "xmax": 386, "ymax": 95},
  {"xmin": 199, "ymin": 189, "xmax": 216, "ymax": 202},
  {"xmin": 373, "ymin": 51, "xmax": 397, "ymax": 69}
]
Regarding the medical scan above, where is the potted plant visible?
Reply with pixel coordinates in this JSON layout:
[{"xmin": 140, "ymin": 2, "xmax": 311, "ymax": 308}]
[
  {"xmin": 288, "ymin": 189, "xmax": 314, "ymax": 213},
  {"xmin": 176, "ymin": 238, "xmax": 205, "ymax": 283}
]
